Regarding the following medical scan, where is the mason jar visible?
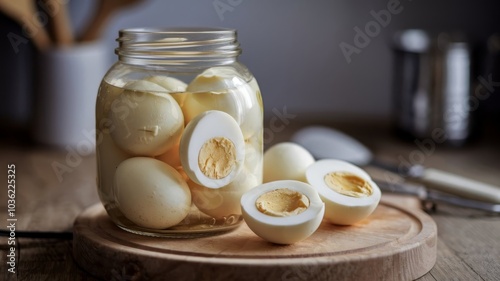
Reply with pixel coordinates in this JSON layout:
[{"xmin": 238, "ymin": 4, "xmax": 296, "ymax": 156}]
[{"xmin": 96, "ymin": 27, "xmax": 263, "ymax": 237}]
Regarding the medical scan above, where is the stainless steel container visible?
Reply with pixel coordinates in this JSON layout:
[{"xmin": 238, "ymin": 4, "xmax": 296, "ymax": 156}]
[{"xmin": 392, "ymin": 30, "xmax": 472, "ymax": 145}]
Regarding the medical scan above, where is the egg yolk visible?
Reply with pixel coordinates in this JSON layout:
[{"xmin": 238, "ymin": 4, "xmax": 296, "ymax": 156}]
[
  {"xmin": 255, "ymin": 188, "xmax": 310, "ymax": 217},
  {"xmin": 324, "ymin": 171, "xmax": 373, "ymax": 198},
  {"xmin": 198, "ymin": 137, "xmax": 236, "ymax": 179}
]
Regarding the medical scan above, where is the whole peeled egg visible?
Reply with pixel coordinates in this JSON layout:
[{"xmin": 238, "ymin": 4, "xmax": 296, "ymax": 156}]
[
  {"xmin": 145, "ymin": 75, "xmax": 188, "ymax": 106},
  {"xmin": 263, "ymin": 142, "xmax": 315, "ymax": 183},
  {"xmin": 109, "ymin": 80, "xmax": 184, "ymax": 157},
  {"xmin": 306, "ymin": 159, "xmax": 381, "ymax": 225},
  {"xmin": 182, "ymin": 67, "xmax": 261, "ymax": 139},
  {"xmin": 241, "ymin": 180, "xmax": 325, "ymax": 244},
  {"xmin": 114, "ymin": 157, "xmax": 191, "ymax": 229}
]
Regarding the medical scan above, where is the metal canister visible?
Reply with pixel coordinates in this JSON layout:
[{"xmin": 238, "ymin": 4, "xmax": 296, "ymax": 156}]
[{"xmin": 392, "ymin": 30, "xmax": 472, "ymax": 145}]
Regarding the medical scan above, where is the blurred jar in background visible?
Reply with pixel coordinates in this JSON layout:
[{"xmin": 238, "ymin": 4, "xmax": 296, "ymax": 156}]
[{"xmin": 392, "ymin": 30, "xmax": 473, "ymax": 146}]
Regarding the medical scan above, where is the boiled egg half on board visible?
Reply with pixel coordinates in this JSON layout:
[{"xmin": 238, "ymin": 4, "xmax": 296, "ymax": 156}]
[
  {"xmin": 180, "ymin": 110, "xmax": 245, "ymax": 189},
  {"xmin": 241, "ymin": 180, "xmax": 325, "ymax": 244},
  {"xmin": 306, "ymin": 159, "xmax": 381, "ymax": 225}
]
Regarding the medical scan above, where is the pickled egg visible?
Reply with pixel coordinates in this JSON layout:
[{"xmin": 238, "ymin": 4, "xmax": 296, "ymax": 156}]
[
  {"xmin": 263, "ymin": 142, "xmax": 315, "ymax": 183},
  {"xmin": 145, "ymin": 75, "xmax": 187, "ymax": 92},
  {"xmin": 145, "ymin": 75, "xmax": 188, "ymax": 106},
  {"xmin": 96, "ymin": 132, "xmax": 130, "ymax": 202},
  {"xmin": 241, "ymin": 180, "xmax": 325, "ymax": 244},
  {"xmin": 109, "ymin": 81, "xmax": 184, "ymax": 156},
  {"xmin": 306, "ymin": 159, "xmax": 381, "ymax": 225},
  {"xmin": 124, "ymin": 80, "xmax": 167, "ymax": 92},
  {"xmin": 189, "ymin": 169, "xmax": 258, "ymax": 218},
  {"xmin": 182, "ymin": 67, "xmax": 262, "ymax": 138},
  {"xmin": 186, "ymin": 66, "xmax": 244, "ymax": 92},
  {"xmin": 180, "ymin": 110, "xmax": 245, "ymax": 188},
  {"xmin": 114, "ymin": 157, "xmax": 191, "ymax": 229}
]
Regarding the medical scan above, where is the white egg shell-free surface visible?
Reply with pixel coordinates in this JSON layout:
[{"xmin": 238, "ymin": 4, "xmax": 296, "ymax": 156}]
[
  {"xmin": 186, "ymin": 67, "xmax": 245, "ymax": 92},
  {"xmin": 180, "ymin": 110, "xmax": 245, "ymax": 189},
  {"xmin": 306, "ymin": 159, "xmax": 381, "ymax": 225},
  {"xmin": 145, "ymin": 76, "xmax": 187, "ymax": 92},
  {"xmin": 114, "ymin": 157, "xmax": 191, "ymax": 229},
  {"xmin": 244, "ymin": 134, "xmax": 263, "ymax": 181},
  {"xmin": 124, "ymin": 80, "xmax": 167, "ymax": 92},
  {"xmin": 145, "ymin": 76, "xmax": 188, "ymax": 106},
  {"xmin": 183, "ymin": 67, "xmax": 262, "ymax": 139},
  {"xmin": 96, "ymin": 132, "xmax": 130, "ymax": 203},
  {"xmin": 189, "ymin": 168, "xmax": 259, "ymax": 218},
  {"xmin": 241, "ymin": 180, "xmax": 325, "ymax": 245},
  {"xmin": 263, "ymin": 142, "xmax": 315, "ymax": 183},
  {"xmin": 109, "ymin": 87, "xmax": 184, "ymax": 157}
]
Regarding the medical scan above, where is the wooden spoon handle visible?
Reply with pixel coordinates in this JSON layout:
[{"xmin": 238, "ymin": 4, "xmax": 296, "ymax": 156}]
[
  {"xmin": 0, "ymin": 0, "xmax": 51, "ymax": 50},
  {"xmin": 79, "ymin": 0, "xmax": 144, "ymax": 42},
  {"xmin": 421, "ymin": 168, "xmax": 500, "ymax": 204},
  {"xmin": 24, "ymin": 16, "xmax": 52, "ymax": 50},
  {"xmin": 79, "ymin": 5, "xmax": 113, "ymax": 42},
  {"xmin": 45, "ymin": 0, "xmax": 73, "ymax": 46}
]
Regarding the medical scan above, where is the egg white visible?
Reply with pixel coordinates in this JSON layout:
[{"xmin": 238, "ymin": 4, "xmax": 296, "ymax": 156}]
[
  {"xmin": 306, "ymin": 159, "xmax": 381, "ymax": 225},
  {"xmin": 241, "ymin": 180, "xmax": 325, "ymax": 244},
  {"xmin": 182, "ymin": 67, "xmax": 262, "ymax": 139},
  {"xmin": 145, "ymin": 75, "xmax": 188, "ymax": 106},
  {"xmin": 180, "ymin": 110, "xmax": 245, "ymax": 188},
  {"xmin": 114, "ymin": 157, "xmax": 191, "ymax": 229},
  {"xmin": 109, "ymin": 82, "xmax": 184, "ymax": 156},
  {"xmin": 263, "ymin": 142, "xmax": 315, "ymax": 183}
]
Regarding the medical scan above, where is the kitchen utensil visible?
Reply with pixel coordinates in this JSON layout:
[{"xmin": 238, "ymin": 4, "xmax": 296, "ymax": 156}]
[
  {"xmin": 291, "ymin": 126, "xmax": 500, "ymax": 204},
  {"xmin": 45, "ymin": 0, "xmax": 73, "ymax": 46},
  {"xmin": 80, "ymin": 0, "xmax": 143, "ymax": 42},
  {"xmin": 392, "ymin": 29, "xmax": 432, "ymax": 139},
  {"xmin": 74, "ymin": 199, "xmax": 436, "ymax": 280},
  {"xmin": 0, "ymin": 0, "xmax": 51, "ymax": 50},
  {"xmin": 376, "ymin": 180, "xmax": 500, "ymax": 213}
]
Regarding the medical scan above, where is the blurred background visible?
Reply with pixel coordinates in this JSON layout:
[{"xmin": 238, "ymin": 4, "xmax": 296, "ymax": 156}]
[{"xmin": 1, "ymin": 0, "xmax": 500, "ymax": 144}]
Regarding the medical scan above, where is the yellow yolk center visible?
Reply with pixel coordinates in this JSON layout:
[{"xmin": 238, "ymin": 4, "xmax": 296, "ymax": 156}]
[
  {"xmin": 255, "ymin": 188, "xmax": 310, "ymax": 217},
  {"xmin": 198, "ymin": 137, "xmax": 236, "ymax": 179},
  {"xmin": 324, "ymin": 171, "xmax": 373, "ymax": 198}
]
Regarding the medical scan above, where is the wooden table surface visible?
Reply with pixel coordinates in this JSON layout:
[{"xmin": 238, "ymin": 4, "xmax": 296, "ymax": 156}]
[{"xmin": 1, "ymin": 120, "xmax": 499, "ymax": 281}]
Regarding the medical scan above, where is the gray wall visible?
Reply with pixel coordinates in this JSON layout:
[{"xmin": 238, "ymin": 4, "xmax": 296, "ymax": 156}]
[{"xmin": 69, "ymin": 0, "xmax": 500, "ymax": 120}]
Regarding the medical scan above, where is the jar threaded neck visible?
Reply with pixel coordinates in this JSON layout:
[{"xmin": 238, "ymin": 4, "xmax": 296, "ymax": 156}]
[{"xmin": 116, "ymin": 27, "xmax": 241, "ymax": 67}]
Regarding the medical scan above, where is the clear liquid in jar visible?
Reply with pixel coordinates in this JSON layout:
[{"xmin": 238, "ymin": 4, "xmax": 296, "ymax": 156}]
[{"xmin": 96, "ymin": 76, "xmax": 263, "ymax": 236}]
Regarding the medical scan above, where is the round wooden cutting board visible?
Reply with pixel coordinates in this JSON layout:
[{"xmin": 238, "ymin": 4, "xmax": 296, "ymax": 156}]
[{"xmin": 73, "ymin": 196, "xmax": 437, "ymax": 281}]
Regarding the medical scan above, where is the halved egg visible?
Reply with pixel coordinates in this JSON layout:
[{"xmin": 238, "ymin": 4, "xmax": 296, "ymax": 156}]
[
  {"xmin": 114, "ymin": 157, "xmax": 191, "ymax": 229},
  {"xmin": 109, "ymin": 80, "xmax": 184, "ymax": 156},
  {"xmin": 180, "ymin": 110, "xmax": 245, "ymax": 188},
  {"xmin": 241, "ymin": 180, "xmax": 325, "ymax": 244},
  {"xmin": 306, "ymin": 159, "xmax": 381, "ymax": 225},
  {"xmin": 263, "ymin": 142, "xmax": 315, "ymax": 183}
]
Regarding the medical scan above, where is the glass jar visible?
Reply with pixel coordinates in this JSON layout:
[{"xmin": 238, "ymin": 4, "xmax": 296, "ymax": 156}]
[{"xmin": 96, "ymin": 27, "xmax": 263, "ymax": 237}]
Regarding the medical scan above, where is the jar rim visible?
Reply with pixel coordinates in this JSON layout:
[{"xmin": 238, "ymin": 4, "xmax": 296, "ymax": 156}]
[
  {"xmin": 119, "ymin": 27, "xmax": 236, "ymax": 35},
  {"xmin": 116, "ymin": 27, "xmax": 241, "ymax": 67}
]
